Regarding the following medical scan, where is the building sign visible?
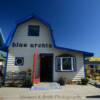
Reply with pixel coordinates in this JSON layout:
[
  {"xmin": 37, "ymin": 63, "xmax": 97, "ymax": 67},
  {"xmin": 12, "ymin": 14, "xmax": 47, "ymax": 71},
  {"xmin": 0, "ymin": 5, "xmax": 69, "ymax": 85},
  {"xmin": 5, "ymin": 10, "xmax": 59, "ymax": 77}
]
[{"xmin": 12, "ymin": 42, "xmax": 52, "ymax": 48}]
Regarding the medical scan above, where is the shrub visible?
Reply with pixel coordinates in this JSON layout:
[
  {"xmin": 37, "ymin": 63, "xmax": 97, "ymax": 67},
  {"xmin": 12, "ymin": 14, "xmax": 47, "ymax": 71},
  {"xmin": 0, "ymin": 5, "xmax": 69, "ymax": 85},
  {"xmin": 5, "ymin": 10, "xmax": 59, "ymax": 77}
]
[
  {"xmin": 57, "ymin": 77, "xmax": 67, "ymax": 85},
  {"xmin": 81, "ymin": 78, "xmax": 89, "ymax": 85},
  {"xmin": 23, "ymin": 75, "xmax": 32, "ymax": 88}
]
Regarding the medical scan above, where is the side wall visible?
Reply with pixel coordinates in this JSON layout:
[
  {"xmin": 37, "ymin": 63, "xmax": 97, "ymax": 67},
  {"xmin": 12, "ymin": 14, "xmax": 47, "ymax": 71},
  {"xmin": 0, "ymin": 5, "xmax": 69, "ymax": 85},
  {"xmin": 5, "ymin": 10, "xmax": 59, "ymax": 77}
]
[
  {"xmin": 6, "ymin": 19, "xmax": 85, "ymax": 82},
  {"xmin": 53, "ymin": 49, "xmax": 85, "ymax": 81}
]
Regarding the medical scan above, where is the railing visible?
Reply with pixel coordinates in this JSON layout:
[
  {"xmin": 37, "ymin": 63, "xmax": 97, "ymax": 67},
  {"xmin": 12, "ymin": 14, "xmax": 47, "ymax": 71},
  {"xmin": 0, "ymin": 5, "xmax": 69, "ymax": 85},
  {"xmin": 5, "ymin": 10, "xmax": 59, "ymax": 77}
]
[{"xmin": 5, "ymin": 71, "xmax": 27, "ymax": 87}]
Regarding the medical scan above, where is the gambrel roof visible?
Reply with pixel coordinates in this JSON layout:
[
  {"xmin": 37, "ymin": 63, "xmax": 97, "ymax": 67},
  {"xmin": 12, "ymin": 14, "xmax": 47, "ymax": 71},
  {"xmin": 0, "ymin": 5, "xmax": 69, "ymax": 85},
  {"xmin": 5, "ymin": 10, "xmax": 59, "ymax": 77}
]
[{"xmin": 0, "ymin": 15, "xmax": 93, "ymax": 56}]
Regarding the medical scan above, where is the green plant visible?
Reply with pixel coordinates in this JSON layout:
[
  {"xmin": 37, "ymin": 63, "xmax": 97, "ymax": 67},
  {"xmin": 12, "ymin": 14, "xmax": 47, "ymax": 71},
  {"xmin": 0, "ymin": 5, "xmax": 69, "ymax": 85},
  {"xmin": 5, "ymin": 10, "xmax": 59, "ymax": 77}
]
[
  {"xmin": 57, "ymin": 77, "xmax": 67, "ymax": 85},
  {"xmin": 23, "ymin": 75, "xmax": 32, "ymax": 88},
  {"xmin": 9, "ymin": 81, "xmax": 16, "ymax": 87},
  {"xmin": 81, "ymin": 78, "xmax": 89, "ymax": 85},
  {"xmin": 27, "ymin": 69, "xmax": 32, "ymax": 75}
]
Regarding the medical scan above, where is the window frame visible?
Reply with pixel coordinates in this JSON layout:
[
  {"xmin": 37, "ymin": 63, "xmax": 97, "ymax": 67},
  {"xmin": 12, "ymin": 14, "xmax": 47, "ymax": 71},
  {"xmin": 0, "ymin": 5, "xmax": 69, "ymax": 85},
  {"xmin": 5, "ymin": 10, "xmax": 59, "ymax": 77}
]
[{"xmin": 56, "ymin": 57, "xmax": 75, "ymax": 71}]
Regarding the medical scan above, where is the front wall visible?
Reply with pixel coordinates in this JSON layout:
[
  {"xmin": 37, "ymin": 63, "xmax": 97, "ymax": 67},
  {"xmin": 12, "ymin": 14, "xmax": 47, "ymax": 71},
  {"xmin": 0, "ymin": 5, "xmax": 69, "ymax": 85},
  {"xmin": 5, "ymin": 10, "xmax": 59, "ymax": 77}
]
[
  {"xmin": 7, "ymin": 19, "xmax": 53, "ymax": 71},
  {"xmin": 7, "ymin": 19, "xmax": 85, "ymax": 81}
]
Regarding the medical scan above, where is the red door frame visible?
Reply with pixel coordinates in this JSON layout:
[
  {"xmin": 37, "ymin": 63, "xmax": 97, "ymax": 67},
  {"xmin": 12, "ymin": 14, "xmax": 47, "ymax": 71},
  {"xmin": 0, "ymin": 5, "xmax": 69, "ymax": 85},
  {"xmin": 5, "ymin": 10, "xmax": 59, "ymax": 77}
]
[
  {"xmin": 32, "ymin": 53, "xmax": 53, "ymax": 84},
  {"xmin": 32, "ymin": 50, "xmax": 40, "ymax": 84}
]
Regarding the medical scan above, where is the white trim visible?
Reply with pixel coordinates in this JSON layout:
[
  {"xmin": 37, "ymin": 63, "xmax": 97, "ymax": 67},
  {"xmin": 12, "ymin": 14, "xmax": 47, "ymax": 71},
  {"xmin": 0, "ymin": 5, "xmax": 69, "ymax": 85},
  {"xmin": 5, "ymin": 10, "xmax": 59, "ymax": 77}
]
[
  {"xmin": 71, "ymin": 57, "xmax": 74, "ymax": 71},
  {"xmin": 61, "ymin": 57, "xmax": 63, "ymax": 71}
]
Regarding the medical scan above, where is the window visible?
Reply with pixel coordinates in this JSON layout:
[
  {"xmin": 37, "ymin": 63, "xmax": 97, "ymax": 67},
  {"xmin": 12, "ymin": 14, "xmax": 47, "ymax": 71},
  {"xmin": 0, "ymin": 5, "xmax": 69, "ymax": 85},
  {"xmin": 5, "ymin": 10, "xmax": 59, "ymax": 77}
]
[
  {"xmin": 28, "ymin": 25, "xmax": 40, "ymax": 36},
  {"xmin": 15, "ymin": 57, "xmax": 24, "ymax": 66},
  {"xmin": 56, "ymin": 57, "xmax": 76, "ymax": 71}
]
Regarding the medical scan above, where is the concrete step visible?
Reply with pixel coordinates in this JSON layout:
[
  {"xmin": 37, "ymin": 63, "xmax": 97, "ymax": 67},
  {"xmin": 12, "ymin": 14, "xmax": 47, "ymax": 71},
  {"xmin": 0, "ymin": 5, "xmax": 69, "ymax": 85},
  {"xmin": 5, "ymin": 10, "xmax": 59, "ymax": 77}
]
[{"xmin": 31, "ymin": 82, "xmax": 61, "ymax": 90}]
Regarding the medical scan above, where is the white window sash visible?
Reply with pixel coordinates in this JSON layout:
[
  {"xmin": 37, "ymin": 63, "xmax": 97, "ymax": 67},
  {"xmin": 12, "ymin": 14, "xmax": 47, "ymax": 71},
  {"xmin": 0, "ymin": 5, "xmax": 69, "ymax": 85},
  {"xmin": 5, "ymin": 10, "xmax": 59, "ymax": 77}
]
[
  {"xmin": 71, "ymin": 57, "xmax": 74, "ymax": 71},
  {"xmin": 60, "ymin": 57, "xmax": 74, "ymax": 71},
  {"xmin": 61, "ymin": 57, "xmax": 63, "ymax": 71}
]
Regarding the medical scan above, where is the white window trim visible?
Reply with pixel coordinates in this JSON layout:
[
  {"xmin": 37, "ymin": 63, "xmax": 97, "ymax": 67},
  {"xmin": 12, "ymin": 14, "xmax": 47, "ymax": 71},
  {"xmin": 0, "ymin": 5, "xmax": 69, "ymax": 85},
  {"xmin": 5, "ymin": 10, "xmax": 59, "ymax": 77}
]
[{"xmin": 57, "ymin": 57, "xmax": 74, "ymax": 71}]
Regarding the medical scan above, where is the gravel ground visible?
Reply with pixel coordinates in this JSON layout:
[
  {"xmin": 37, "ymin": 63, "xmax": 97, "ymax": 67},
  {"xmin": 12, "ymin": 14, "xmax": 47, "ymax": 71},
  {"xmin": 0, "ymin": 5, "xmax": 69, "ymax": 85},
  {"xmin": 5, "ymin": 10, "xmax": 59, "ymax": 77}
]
[{"xmin": 0, "ymin": 84, "xmax": 99, "ymax": 100}]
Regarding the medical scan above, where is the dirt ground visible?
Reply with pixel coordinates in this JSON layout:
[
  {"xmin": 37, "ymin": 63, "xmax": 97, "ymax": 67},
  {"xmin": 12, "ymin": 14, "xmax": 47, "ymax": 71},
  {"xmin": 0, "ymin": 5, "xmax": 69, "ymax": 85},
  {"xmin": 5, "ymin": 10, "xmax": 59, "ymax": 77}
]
[{"xmin": 0, "ymin": 85, "xmax": 100, "ymax": 100}]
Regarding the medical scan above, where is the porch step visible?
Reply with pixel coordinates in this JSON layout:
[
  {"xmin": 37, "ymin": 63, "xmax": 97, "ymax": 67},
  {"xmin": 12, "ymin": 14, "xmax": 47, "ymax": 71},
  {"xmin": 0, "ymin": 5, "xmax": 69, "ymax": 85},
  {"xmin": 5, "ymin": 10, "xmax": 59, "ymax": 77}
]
[{"xmin": 31, "ymin": 82, "xmax": 61, "ymax": 90}]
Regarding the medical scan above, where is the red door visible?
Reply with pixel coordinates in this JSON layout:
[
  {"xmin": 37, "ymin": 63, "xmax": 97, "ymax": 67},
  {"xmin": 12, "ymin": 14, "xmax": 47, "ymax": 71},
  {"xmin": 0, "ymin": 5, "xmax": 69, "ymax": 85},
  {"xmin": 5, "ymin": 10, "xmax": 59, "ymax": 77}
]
[{"xmin": 40, "ymin": 54, "xmax": 53, "ymax": 82}]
